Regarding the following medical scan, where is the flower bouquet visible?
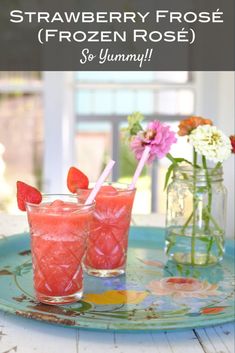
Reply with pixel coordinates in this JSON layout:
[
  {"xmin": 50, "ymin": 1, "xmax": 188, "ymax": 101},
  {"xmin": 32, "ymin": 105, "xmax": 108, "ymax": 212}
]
[{"xmin": 124, "ymin": 113, "xmax": 234, "ymax": 266}]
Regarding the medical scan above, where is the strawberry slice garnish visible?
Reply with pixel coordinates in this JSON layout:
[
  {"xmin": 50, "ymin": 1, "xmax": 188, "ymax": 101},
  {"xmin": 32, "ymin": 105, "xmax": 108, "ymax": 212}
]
[
  {"xmin": 67, "ymin": 166, "xmax": 89, "ymax": 193},
  {"xmin": 16, "ymin": 181, "xmax": 42, "ymax": 211}
]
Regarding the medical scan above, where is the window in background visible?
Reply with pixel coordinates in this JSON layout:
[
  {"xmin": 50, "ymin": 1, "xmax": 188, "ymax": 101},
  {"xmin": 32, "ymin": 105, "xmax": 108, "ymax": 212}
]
[
  {"xmin": 0, "ymin": 72, "xmax": 43, "ymax": 212},
  {"xmin": 75, "ymin": 72, "xmax": 195, "ymax": 215},
  {"xmin": 75, "ymin": 122, "xmax": 112, "ymax": 181}
]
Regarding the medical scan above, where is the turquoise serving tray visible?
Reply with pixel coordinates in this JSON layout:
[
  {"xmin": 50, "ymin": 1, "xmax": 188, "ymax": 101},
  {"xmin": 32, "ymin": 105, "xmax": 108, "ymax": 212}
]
[{"xmin": 0, "ymin": 227, "xmax": 234, "ymax": 331}]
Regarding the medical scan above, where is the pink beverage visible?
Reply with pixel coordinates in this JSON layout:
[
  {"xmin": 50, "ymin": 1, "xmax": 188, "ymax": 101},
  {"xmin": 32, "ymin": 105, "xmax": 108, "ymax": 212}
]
[
  {"xmin": 26, "ymin": 195, "xmax": 94, "ymax": 305},
  {"xmin": 81, "ymin": 183, "xmax": 136, "ymax": 277}
]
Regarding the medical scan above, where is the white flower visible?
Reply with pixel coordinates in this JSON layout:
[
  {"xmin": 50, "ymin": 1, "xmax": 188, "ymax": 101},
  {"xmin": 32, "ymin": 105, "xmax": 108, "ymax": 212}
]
[{"xmin": 189, "ymin": 125, "xmax": 231, "ymax": 163}]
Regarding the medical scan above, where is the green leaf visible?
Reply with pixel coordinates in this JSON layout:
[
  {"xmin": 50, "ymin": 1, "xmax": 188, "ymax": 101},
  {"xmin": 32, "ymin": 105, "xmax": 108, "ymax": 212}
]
[
  {"xmin": 121, "ymin": 112, "xmax": 144, "ymax": 142},
  {"xmin": 127, "ymin": 111, "xmax": 144, "ymax": 126},
  {"xmin": 167, "ymin": 154, "xmax": 191, "ymax": 165},
  {"xmin": 72, "ymin": 301, "xmax": 92, "ymax": 312},
  {"xmin": 211, "ymin": 161, "xmax": 222, "ymax": 175},
  {"xmin": 198, "ymin": 236, "xmax": 211, "ymax": 243},
  {"xmin": 176, "ymin": 264, "xmax": 183, "ymax": 275},
  {"xmin": 175, "ymin": 158, "xmax": 188, "ymax": 163},
  {"xmin": 165, "ymin": 234, "xmax": 176, "ymax": 255},
  {"xmin": 173, "ymin": 158, "xmax": 192, "ymax": 165},
  {"xmin": 193, "ymin": 270, "xmax": 201, "ymax": 278},
  {"xmin": 185, "ymin": 268, "xmax": 191, "ymax": 276},
  {"xmin": 164, "ymin": 164, "xmax": 175, "ymax": 190}
]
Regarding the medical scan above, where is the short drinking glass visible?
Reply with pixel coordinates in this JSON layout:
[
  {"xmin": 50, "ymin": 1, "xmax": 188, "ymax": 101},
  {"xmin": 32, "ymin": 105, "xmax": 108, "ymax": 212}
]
[
  {"xmin": 26, "ymin": 194, "xmax": 94, "ymax": 305},
  {"xmin": 79, "ymin": 183, "xmax": 136, "ymax": 277}
]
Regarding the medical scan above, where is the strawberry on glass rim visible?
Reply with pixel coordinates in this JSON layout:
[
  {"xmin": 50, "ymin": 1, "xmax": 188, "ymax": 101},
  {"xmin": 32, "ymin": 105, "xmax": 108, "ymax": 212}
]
[
  {"xmin": 16, "ymin": 181, "xmax": 42, "ymax": 211},
  {"xmin": 67, "ymin": 166, "xmax": 89, "ymax": 193}
]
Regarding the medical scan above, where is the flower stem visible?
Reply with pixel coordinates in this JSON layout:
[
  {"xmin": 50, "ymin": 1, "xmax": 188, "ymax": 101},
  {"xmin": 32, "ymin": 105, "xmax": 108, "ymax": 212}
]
[
  {"xmin": 202, "ymin": 156, "xmax": 212, "ymax": 233},
  {"xmin": 180, "ymin": 200, "xmax": 199, "ymax": 235},
  {"xmin": 203, "ymin": 208, "xmax": 223, "ymax": 233},
  {"xmin": 212, "ymin": 162, "xmax": 222, "ymax": 175},
  {"xmin": 202, "ymin": 155, "xmax": 213, "ymax": 264},
  {"xmin": 191, "ymin": 148, "xmax": 197, "ymax": 266},
  {"xmin": 202, "ymin": 206, "xmax": 224, "ymax": 262}
]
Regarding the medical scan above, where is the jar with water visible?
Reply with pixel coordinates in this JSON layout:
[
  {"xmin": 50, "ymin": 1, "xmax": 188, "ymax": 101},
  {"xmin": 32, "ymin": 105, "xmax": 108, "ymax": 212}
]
[{"xmin": 165, "ymin": 165, "xmax": 227, "ymax": 266}]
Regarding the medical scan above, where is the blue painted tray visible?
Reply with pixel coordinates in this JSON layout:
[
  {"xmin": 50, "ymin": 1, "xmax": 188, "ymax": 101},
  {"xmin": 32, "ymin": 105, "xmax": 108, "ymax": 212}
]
[{"xmin": 0, "ymin": 227, "xmax": 234, "ymax": 331}]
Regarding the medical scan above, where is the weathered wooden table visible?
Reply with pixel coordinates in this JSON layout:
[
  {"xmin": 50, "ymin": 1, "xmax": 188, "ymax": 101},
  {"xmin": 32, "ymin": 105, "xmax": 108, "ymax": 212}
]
[{"xmin": 0, "ymin": 214, "xmax": 234, "ymax": 353}]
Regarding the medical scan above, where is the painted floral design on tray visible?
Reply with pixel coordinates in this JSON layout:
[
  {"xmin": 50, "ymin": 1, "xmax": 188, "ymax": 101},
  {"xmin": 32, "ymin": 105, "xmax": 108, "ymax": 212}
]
[
  {"xmin": 200, "ymin": 306, "xmax": 227, "ymax": 315},
  {"xmin": 147, "ymin": 277, "xmax": 220, "ymax": 299},
  {"xmin": 0, "ymin": 231, "xmax": 234, "ymax": 330},
  {"xmin": 137, "ymin": 258, "xmax": 165, "ymax": 268},
  {"xmin": 83, "ymin": 290, "xmax": 148, "ymax": 305}
]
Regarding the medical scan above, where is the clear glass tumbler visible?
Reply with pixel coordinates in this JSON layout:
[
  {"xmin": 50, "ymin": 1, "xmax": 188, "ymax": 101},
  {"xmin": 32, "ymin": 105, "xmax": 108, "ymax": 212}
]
[
  {"xmin": 79, "ymin": 183, "xmax": 136, "ymax": 277},
  {"xmin": 26, "ymin": 194, "xmax": 94, "ymax": 304}
]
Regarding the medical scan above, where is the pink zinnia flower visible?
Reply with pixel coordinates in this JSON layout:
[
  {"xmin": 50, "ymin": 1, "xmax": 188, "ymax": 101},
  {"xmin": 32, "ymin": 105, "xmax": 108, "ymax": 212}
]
[{"xmin": 130, "ymin": 120, "xmax": 177, "ymax": 163}]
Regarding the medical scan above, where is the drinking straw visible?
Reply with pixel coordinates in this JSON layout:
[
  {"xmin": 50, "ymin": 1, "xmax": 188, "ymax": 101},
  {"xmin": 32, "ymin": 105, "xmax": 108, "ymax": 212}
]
[
  {"xmin": 85, "ymin": 160, "xmax": 116, "ymax": 205},
  {"xmin": 129, "ymin": 146, "xmax": 151, "ymax": 189}
]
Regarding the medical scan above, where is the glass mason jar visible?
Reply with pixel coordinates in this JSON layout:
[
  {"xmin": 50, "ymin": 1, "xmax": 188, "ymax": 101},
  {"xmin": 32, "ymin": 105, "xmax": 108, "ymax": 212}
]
[{"xmin": 165, "ymin": 165, "xmax": 227, "ymax": 266}]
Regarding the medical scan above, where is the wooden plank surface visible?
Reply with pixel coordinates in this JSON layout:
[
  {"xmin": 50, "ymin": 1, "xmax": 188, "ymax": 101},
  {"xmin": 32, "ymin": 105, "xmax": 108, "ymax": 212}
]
[
  {"xmin": 0, "ymin": 311, "xmax": 77, "ymax": 353},
  {"xmin": 0, "ymin": 309, "xmax": 234, "ymax": 353},
  {"xmin": 194, "ymin": 324, "xmax": 235, "ymax": 353}
]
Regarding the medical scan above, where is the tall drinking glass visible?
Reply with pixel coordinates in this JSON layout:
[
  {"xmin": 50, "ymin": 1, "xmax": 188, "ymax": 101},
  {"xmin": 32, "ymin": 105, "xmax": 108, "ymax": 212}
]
[
  {"xmin": 26, "ymin": 194, "xmax": 94, "ymax": 305},
  {"xmin": 78, "ymin": 183, "xmax": 136, "ymax": 277}
]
